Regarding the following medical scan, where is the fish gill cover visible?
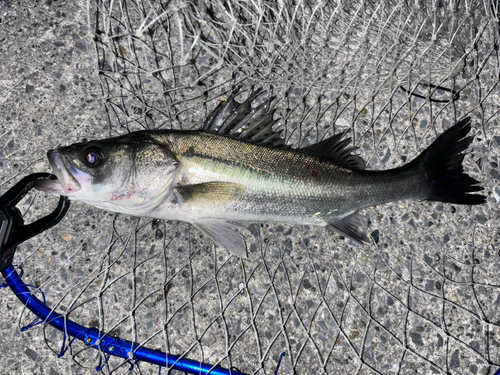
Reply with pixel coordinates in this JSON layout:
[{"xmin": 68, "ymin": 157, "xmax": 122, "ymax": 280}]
[{"xmin": 0, "ymin": 0, "xmax": 499, "ymax": 374}]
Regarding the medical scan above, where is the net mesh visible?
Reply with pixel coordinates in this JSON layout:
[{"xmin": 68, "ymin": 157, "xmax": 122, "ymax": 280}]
[{"xmin": 1, "ymin": 0, "xmax": 500, "ymax": 374}]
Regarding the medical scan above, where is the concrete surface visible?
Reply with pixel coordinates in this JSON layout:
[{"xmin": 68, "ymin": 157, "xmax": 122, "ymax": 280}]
[{"xmin": 0, "ymin": 1, "xmax": 499, "ymax": 374}]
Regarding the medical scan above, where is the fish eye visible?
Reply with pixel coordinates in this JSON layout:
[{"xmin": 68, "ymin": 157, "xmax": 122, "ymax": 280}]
[{"xmin": 83, "ymin": 147, "xmax": 104, "ymax": 167}]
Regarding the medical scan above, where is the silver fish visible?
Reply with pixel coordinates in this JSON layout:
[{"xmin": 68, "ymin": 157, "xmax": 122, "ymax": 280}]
[{"xmin": 36, "ymin": 87, "xmax": 485, "ymax": 257}]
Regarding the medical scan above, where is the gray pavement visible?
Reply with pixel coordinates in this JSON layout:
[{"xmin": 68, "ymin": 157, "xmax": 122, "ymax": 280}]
[{"xmin": 1, "ymin": 1, "xmax": 499, "ymax": 374}]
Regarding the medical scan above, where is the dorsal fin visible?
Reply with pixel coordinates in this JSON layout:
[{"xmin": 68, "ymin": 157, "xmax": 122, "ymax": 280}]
[
  {"xmin": 202, "ymin": 87, "xmax": 365, "ymax": 169},
  {"xmin": 202, "ymin": 86, "xmax": 286, "ymax": 148},
  {"xmin": 299, "ymin": 132, "xmax": 366, "ymax": 170}
]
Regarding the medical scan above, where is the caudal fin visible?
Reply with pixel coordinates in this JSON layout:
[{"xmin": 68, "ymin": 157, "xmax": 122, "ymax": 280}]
[{"xmin": 410, "ymin": 117, "xmax": 485, "ymax": 205}]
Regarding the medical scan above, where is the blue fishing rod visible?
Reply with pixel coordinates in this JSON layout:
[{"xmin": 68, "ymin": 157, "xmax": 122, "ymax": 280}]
[{"xmin": 0, "ymin": 173, "xmax": 247, "ymax": 375}]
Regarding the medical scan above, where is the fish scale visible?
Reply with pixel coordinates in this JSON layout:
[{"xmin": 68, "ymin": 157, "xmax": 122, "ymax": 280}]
[{"xmin": 156, "ymin": 131, "xmax": 420, "ymax": 219}]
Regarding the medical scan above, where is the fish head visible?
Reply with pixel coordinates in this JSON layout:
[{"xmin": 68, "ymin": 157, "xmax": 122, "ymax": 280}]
[{"xmin": 35, "ymin": 133, "xmax": 180, "ymax": 215}]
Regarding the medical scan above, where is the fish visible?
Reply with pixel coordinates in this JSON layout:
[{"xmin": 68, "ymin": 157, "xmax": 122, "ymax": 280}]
[{"xmin": 35, "ymin": 87, "xmax": 486, "ymax": 258}]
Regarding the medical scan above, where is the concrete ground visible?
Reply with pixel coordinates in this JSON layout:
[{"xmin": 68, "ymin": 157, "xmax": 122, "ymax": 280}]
[{"xmin": 1, "ymin": 1, "xmax": 499, "ymax": 374}]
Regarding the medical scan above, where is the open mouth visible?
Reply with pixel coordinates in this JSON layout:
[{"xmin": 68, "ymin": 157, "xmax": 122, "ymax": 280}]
[{"xmin": 34, "ymin": 150, "xmax": 83, "ymax": 194}]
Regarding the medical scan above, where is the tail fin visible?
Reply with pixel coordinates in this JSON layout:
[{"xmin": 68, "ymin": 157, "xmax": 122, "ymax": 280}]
[{"xmin": 410, "ymin": 117, "xmax": 485, "ymax": 205}]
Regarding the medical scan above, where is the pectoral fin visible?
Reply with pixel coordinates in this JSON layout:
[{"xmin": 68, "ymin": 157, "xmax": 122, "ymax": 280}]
[
  {"xmin": 192, "ymin": 219, "xmax": 249, "ymax": 258},
  {"xmin": 328, "ymin": 212, "xmax": 369, "ymax": 244},
  {"xmin": 176, "ymin": 182, "xmax": 245, "ymax": 206}
]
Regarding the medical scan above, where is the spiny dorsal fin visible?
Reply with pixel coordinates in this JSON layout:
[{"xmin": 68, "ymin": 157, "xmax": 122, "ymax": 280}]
[
  {"xmin": 202, "ymin": 87, "xmax": 244, "ymax": 132},
  {"xmin": 300, "ymin": 131, "xmax": 366, "ymax": 170},
  {"xmin": 202, "ymin": 86, "xmax": 286, "ymax": 148}
]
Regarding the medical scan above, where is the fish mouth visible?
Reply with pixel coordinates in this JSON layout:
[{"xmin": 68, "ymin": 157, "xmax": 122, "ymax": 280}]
[{"xmin": 35, "ymin": 150, "xmax": 83, "ymax": 194}]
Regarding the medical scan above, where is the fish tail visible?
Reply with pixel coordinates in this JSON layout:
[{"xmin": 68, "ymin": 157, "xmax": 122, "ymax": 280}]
[{"xmin": 409, "ymin": 117, "xmax": 485, "ymax": 205}]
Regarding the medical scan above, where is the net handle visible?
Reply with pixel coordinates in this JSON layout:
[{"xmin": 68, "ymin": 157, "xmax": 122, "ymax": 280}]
[{"xmin": 2, "ymin": 265, "xmax": 247, "ymax": 375}]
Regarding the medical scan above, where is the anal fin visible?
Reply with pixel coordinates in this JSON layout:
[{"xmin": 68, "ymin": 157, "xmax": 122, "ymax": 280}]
[
  {"xmin": 192, "ymin": 219, "xmax": 249, "ymax": 258},
  {"xmin": 328, "ymin": 212, "xmax": 369, "ymax": 245}
]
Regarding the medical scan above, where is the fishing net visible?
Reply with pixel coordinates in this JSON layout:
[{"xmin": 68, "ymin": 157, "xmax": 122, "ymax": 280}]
[{"xmin": 1, "ymin": 0, "xmax": 500, "ymax": 374}]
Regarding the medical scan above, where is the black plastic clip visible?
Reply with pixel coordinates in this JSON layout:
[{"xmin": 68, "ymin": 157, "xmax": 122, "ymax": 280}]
[{"xmin": 0, "ymin": 173, "xmax": 70, "ymax": 271}]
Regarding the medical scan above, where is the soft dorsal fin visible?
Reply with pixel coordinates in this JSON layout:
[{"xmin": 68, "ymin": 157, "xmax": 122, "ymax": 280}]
[
  {"xmin": 202, "ymin": 86, "xmax": 286, "ymax": 148},
  {"xmin": 300, "ymin": 132, "xmax": 366, "ymax": 170}
]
